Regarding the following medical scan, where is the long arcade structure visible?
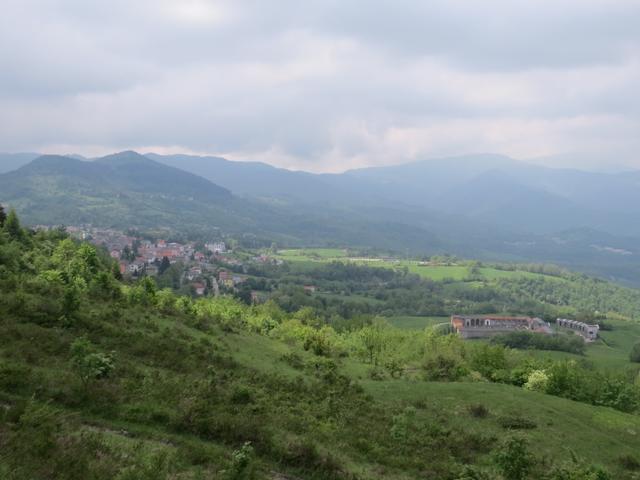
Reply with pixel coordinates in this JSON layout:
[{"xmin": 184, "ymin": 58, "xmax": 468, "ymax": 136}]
[
  {"xmin": 556, "ymin": 318, "xmax": 599, "ymax": 342},
  {"xmin": 450, "ymin": 315, "xmax": 552, "ymax": 339}
]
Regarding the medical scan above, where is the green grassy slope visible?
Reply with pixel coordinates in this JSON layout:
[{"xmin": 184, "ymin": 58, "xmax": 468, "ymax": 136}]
[{"xmin": 3, "ymin": 229, "xmax": 640, "ymax": 479}]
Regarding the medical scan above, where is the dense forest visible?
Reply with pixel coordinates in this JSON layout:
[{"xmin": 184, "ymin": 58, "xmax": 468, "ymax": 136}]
[{"xmin": 1, "ymin": 208, "xmax": 640, "ymax": 479}]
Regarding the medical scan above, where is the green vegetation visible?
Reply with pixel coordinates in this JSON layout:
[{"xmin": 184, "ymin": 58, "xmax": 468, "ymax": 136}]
[
  {"xmin": 3, "ymin": 213, "xmax": 640, "ymax": 478},
  {"xmin": 491, "ymin": 331, "xmax": 586, "ymax": 355},
  {"xmin": 386, "ymin": 316, "xmax": 449, "ymax": 330},
  {"xmin": 258, "ymin": 253, "xmax": 640, "ymax": 325}
]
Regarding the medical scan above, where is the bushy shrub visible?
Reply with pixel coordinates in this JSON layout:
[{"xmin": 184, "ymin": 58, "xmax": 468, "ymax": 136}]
[
  {"xmin": 278, "ymin": 438, "xmax": 344, "ymax": 478},
  {"xmin": 630, "ymin": 342, "xmax": 640, "ymax": 363},
  {"xmin": 493, "ymin": 436, "xmax": 534, "ymax": 480},
  {"xmin": 547, "ymin": 462, "xmax": 612, "ymax": 479},
  {"xmin": 467, "ymin": 403, "xmax": 489, "ymax": 418},
  {"xmin": 492, "ymin": 331, "xmax": 585, "ymax": 355},
  {"xmin": 469, "ymin": 343, "xmax": 507, "ymax": 380},
  {"xmin": 423, "ymin": 353, "xmax": 468, "ymax": 381},
  {"xmin": 617, "ymin": 454, "xmax": 640, "ymax": 471},
  {"xmin": 280, "ymin": 351, "xmax": 304, "ymax": 369},
  {"xmin": 225, "ymin": 442, "xmax": 255, "ymax": 480},
  {"xmin": 524, "ymin": 370, "xmax": 549, "ymax": 393},
  {"xmin": 69, "ymin": 337, "xmax": 115, "ymax": 385},
  {"xmin": 498, "ymin": 415, "xmax": 537, "ymax": 430},
  {"xmin": 0, "ymin": 361, "xmax": 32, "ymax": 393}
]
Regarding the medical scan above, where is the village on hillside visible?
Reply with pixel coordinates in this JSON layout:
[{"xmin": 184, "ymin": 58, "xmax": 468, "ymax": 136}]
[{"xmin": 55, "ymin": 226, "xmax": 282, "ymax": 300}]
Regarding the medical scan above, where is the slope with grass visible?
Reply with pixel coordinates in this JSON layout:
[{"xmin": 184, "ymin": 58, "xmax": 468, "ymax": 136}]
[{"xmin": 2, "ymin": 216, "xmax": 640, "ymax": 479}]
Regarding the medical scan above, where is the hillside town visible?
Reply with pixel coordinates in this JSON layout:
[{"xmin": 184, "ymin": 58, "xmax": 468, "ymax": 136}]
[{"xmin": 59, "ymin": 226, "xmax": 281, "ymax": 298}]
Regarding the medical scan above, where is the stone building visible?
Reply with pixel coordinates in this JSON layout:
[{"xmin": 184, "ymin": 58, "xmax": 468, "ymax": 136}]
[
  {"xmin": 451, "ymin": 315, "xmax": 552, "ymax": 339},
  {"xmin": 556, "ymin": 318, "xmax": 599, "ymax": 341}
]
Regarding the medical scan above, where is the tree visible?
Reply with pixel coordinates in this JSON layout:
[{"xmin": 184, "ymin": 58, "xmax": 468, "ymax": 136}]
[
  {"xmin": 358, "ymin": 319, "xmax": 390, "ymax": 365},
  {"xmin": 630, "ymin": 342, "xmax": 640, "ymax": 363},
  {"xmin": 121, "ymin": 245, "xmax": 135, "ymax": 262},
  {"xmin": 4, "ymin": 208, "xmax": 23, "ymax": 240},
  {"xmin": 158, "ymin": 256, "xmax": 171, "ymax": 275},
  {"xmin": 0, "ymin": 204, "xmax": 6, "ymax": 227}
]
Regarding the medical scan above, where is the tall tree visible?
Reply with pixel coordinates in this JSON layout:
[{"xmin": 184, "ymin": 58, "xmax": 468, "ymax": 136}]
[
  {"xmin": 4, "ymin": 208, "xmax": 23, "ymax": 240},
  {"xmin": 0, "ymin": 204, "xmax": 6, "ymax": 227},
  {"xmin": 158, "ymin": 255, "xmax": 171, "ymax": 275}
]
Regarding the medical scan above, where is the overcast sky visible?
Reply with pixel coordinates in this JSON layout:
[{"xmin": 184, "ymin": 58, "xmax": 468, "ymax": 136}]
[{"xmin": 1, "ymin": 0, "xmax": 639, "ymax": 172}]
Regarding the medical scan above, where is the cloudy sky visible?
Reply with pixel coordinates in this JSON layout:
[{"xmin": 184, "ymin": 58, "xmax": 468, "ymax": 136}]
[{"xmin": 1, "ymin": 0, "xmax": 639, "ymax": 172}]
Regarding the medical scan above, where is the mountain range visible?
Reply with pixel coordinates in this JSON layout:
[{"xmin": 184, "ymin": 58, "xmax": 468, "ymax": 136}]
[{"xmin": 2, "ymin": 150, "xmax": 640, "ymax": 284}]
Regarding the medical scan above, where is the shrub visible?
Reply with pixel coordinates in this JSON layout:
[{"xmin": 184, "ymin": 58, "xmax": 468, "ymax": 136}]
[
  {"xmin": 467, "ymin": 404, "xmax": 489, "ymax": 418},
  {"xmin": 367, "ymin": 366, "xmax": 386, "ymax": 380},
  {"xmin": 0, "ymin": 361, "xmax": 32, "ymax": 393},
  {"xmin": 523, "ymin": 370, "xmax": 549, "ymax": 393},
  {"xmin": 225, "ymin": 442, "xmax": 255, "ymax": 480},
  {"xmin": 618, "ymin": 454, "xmax": 640, "ymax": 471},
  {"xmin": 498, "ymin": 415, "xmax": 537, "ymax": 430},
  {"xmin": 279, "ymin": 438, "xmax": 344, "ymax": 478},
  {"xmin": 230, "ymin": 385, "xmax": 253, "ymax": 405},
  {"xmin": 630, "ymin": 342, "xmax": 640, "ymax": 363},
  {"xmin": 1, "ymin": 399, "xmax": 109, "ymax": 479},
  {"xmin": 69, "ymin": 337, "xmax": 115, "ymax": 385},
  {"xmin": 423, "ymin": 353, "xmax": 468, "ymax": 381},
  {"xmin": 455, "ymin": 466, "xmax": 494, "ymax": 480},
  {"xmin": 280, "ymin": 352, "xmax": 304, "ymax": 369},
  {"xmin": 547, "ymin": 462, "xmax": 612, "ymax": 479},
  {"xmin": 493, "ymin": 436, "xmax": 534, "ymax": 480},
  {"xmin": 492, "ymin": 331, "xmax": 585, "ymax": 355},
  {"xmin": 469, "ymin": 343, "xmax": 507, "ymax": 380}
]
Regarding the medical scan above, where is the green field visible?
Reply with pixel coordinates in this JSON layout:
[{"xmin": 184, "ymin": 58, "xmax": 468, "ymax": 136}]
[
  {"xmin": 386, "ymin": 315, "xmax": 449, "ymax": 330},
  {"xmin": 387, "ymin": 313, "xmax": 640, "ymax": 373},
  {"xmin": 277, "ymin": 248, "xmax": 349, "ymax": 260},
  {"xmin": 522, "ymin": 319, "xmax": 640, "ymax": 371},
  {"xmin": 275, "ymin": 248, "xmax": 544, "ymax": 282}
]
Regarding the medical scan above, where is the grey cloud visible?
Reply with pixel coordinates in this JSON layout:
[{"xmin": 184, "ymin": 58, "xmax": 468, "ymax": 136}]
[{"xmin": 0, "ymin": 0, "xmax": 639, "ymax": 170}]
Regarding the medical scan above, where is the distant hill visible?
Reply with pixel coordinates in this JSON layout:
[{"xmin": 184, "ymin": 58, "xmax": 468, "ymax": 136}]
[
  {"xmin": 0, "ymin": 152, "xmax": 449, "ymax": 252},
  {"xmin": 336, "ymin": 155, "xmax": 640, "ymax": 236},
  {"xmin": 0, "ymin": 152, "xmax": 246, "ymax": 233},
  {"xmin": 5, "ymin": 150, "xmax": 640, "ymax": 284},
  {"xmin": 148, "ymin": 153, "xmax": 373, "ymax": 206},
  {"xmin": 151, "ymin": 152, "xmax": 640, "ymax": 236}
]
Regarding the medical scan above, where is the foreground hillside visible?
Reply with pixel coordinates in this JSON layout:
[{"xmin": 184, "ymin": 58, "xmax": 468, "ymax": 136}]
[{"xmin": 1, "ymin": 213, "xmax": 640, "ymax": 479}]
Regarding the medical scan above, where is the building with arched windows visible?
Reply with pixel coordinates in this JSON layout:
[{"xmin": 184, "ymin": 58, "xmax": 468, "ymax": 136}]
[
  {"xmin": 450, "ymin": 315, "xmax": 552, "ymax": 339},
  {"xmin": 556, "ymin": 318, "xmax": 599, "ymax": 341}
]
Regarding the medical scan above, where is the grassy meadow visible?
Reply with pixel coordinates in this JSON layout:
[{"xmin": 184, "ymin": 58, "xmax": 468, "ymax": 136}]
[{"xmin": 274, "ymin": 248, "xmax": 544, "ymax": 282}]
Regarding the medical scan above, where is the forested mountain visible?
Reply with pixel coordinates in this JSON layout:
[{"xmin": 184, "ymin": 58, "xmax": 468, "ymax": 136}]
[
  {"xmin": 0, "ymin": 152, "xmax": 244, "ymax": 234},
  {"xmin": 151, "ymin": 152, "xmax": 640, "ymax": 236},
  {"xmin": 0, "ymin": 152, "xmax": 450, "ymax": 252},
  {"xmin": 148, "ymin": 153, "xmax": 357, "ymax": 204}
]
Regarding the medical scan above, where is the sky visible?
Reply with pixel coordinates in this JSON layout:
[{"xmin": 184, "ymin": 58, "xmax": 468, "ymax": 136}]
[{"xmin": 1, "ymin": 0, "xmax": 639, "ymax": 173}]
